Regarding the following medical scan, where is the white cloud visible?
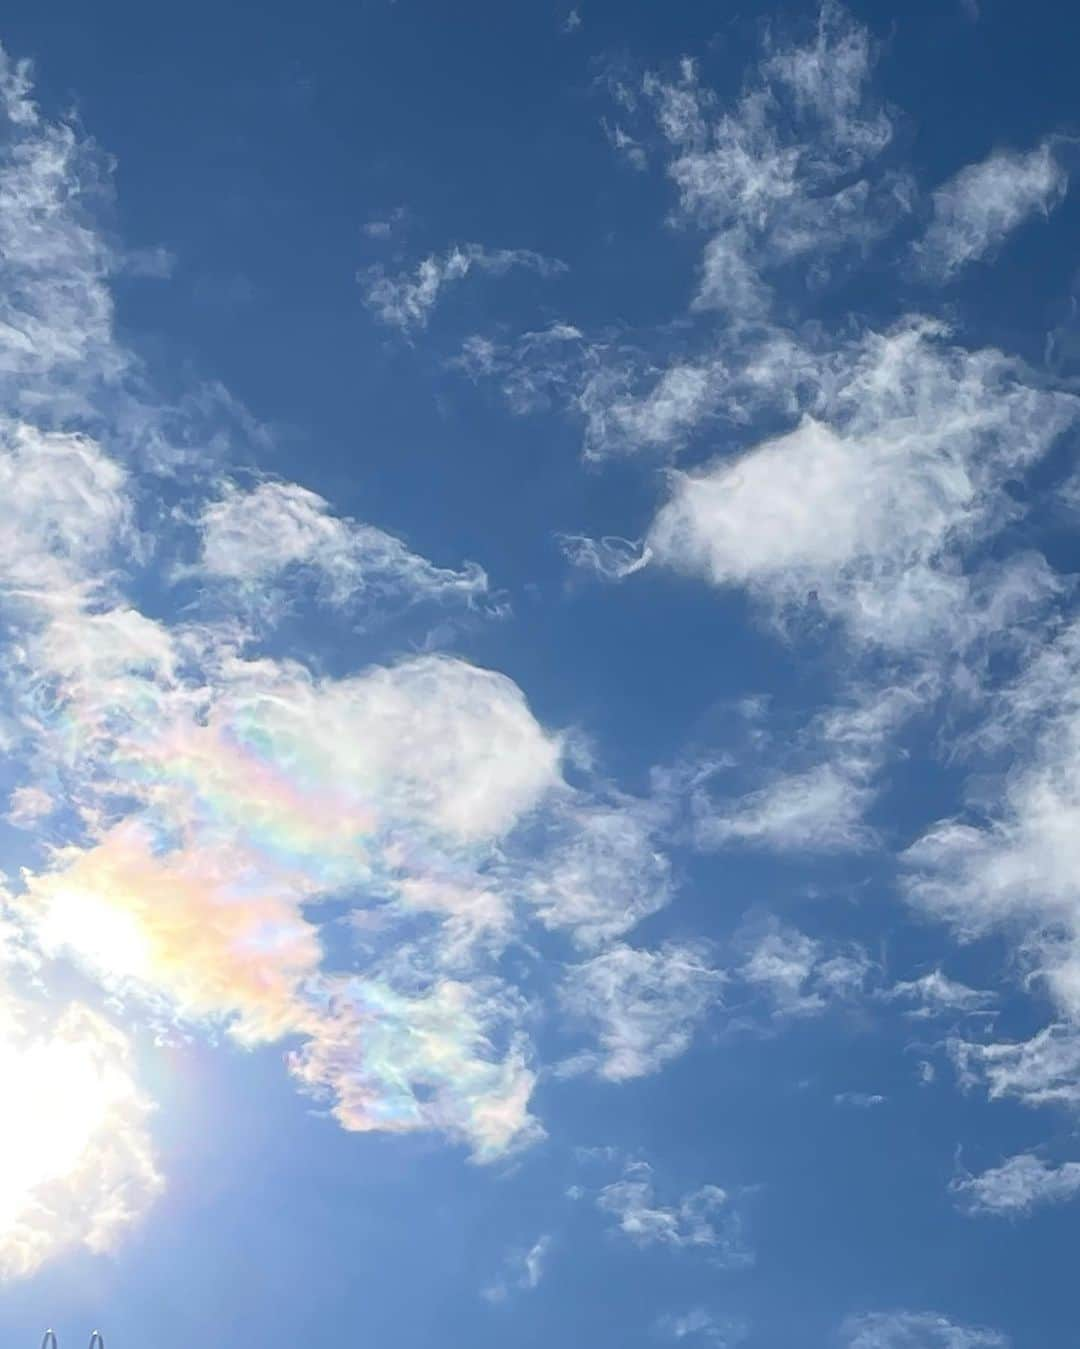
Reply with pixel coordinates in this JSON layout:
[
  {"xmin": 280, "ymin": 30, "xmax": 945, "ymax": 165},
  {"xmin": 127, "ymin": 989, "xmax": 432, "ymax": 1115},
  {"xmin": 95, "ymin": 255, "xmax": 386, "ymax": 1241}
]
[
  {"xmin": 560, "ymin": 942, "xmax": 723, "ymax": 1080},
  {"xmin": 362, "ymin": 244, "xmax": 566, "ymax": 332},
  {"xmin": 197, "ymin": 479, "xmax": 489, "ymax": 618},
  {"xmin": 576, "ymin": 356, "xmax": 736, "ymax": 461},
  {"xmin": 694, "ymin": 681, "xmax": 921, "ymax": 854},
  {"xmin": 602, "ymin": 120, "xmax": 647, "ymax": 171},
  {"xmin": 5, "ymin": 785, "xmax": 55, "ymax": 829},
  {"xmin": 0, "ymin": 424, "xmax": 131, "ymax": 598},
  {"xmin": 880, "ymin": 970, "xmax": 996, "ymax": 1019},
  {"xmin": 834, "ymin": 1091, "xmax": 885, "ymax": 1108},
  {"xmin": 656, "ymin": 1308, "xmax": 749, "ymax": 1346},
  {"xmin": 522, "ymin": 797, "xmax": 673, "ymax": 948},
  {"xmin": 457, "ymin": 322, "xmax": 585, "ymax": 418},
  {"xmin": 905, "ymin": 616, "xmax": 1080, "ymax": 1025},
  {"xmin": 917, "ymin": 143, "xmax": 1067, "ymax": 281},
  {"xmin": 362, "ymin": 206, "xmax": 408, "ymax": 240},
  {"xmin": 644, "ymin": 2, "xmax": 899, "ymax": 314},
  {"xmin": 482, "ymin": 1234, "xmax": 552, "ymax": 1301},
  {"xmin": 737, "ymin": 921, "xmax": 871, "ymax": 1017},
  {"xmin": 841, "ymin": 1311, "xmax": 1008, "ymax": 1348},
  {"xmin": 952, "ymin": 1152, "xmax": 1080, "ymax": 1217},
  {"xmin": 948, "ymin": 1024, "xmax": 1080, "ymax": 1110},
  {"xmin": 558, "ymin": 534, "xmax": 652, "ymax": 581},
  {"xmin": 697, "ymin": 762, "xmax": 875, "ymax": 854},
  {"xmin": 597, "ymin": 1162, "xmax": 751, "ymax": 1266},
  {"xmin": 646, "ymin": 320, "xmax": 1076, "ymax": 648},
  {"xmin": 0, "ymin": 60, "xmax": 126, "ymax": 418}
]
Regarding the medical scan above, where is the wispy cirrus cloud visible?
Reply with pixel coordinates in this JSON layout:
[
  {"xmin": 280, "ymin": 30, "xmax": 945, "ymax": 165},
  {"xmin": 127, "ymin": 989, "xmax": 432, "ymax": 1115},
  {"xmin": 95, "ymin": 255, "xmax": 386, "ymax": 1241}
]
[
  {"xmin": 736, "ymin": 921, "xmax": 872, "ymax": 1018},
  {"xmin": 559, "ymin": 941, "xmax": 723, "ymax": 1081},
  {"xmin": 362, "ymin": 244, "xmax": 566, "ymax": 332},
  {"xmin": 947, "ymin": 1024, "xmax": 1080, "ymax": 1111},
  {"xmin": 916, "ymin": 142, "xmax": 1068, "ymax": 281},
  {"xmin": 655, "ymin": 1308, "xmax": 749, "ymax": 1346},
  {"xmin": 879, "ymin": 970, "xmax": 996, "ymax": 1020},
  {"xmin": 952, "ymin": 1152, "xmax": 1080, "ymax": 1217},
  {"xmin": 597, "ymin": 1161, "xmax": 752, "ymax": 1267},
  {"xmin": 196, "ymin": 478, "xmax": 490, "ymax": 620},
  {"xmin": 840, "ymin": 1311, "xmax": 1009, "ymax": 1348},
  {"xmin": 482, "ymin": 1233, "xmax": 552, "ymax": 1302},
  {"xmin": 644, "ymin": 0, "xmax": 901, "ymax": 315}
]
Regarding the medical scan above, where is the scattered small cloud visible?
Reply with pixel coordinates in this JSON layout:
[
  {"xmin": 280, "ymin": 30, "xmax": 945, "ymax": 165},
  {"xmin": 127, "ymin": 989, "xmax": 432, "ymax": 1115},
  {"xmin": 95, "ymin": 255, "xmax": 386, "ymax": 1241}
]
[
  {"xmin": 736, "ymin": 921, "xmax": 872, "ymax": 1018},
  {"xmin": 952, "ymin": 1152, "xmax": 1080, "ymax": 1218},
  {"xmin": 558, "ymin": 533, "xmax": 652, "ymax": 581},
  {"xmin": 841, "ymin": 1310, "xmax": 1009, "ymax": 1348},
  {"xmin": 482, "ymin": 1234, "xmax": 552, "ymax": 1301},
  {"xmin": 879, "ymin": 970, "xmax": 996, "ymax": 1020},
  {"xmin": 597, "ymin": 1161, "xmax": 752, "ymax": 1268},
  {"xmin": 362, "ymin": 205, "xmax": 409, "ymax": 240},
  {"xmin": 656, "ymin": 1307, "xmax": 749, "ymax": 1346},
  {"xmin": 560, "ymin": 941, "xmax": 723, "ymax": 1080},
  {"xmin": 361, "ymin": 244, "xmax": 566, "ymax": 332}
]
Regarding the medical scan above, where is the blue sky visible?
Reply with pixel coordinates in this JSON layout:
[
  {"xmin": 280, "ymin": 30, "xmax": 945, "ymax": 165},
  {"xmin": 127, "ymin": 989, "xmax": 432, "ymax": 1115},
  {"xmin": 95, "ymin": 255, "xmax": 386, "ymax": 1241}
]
[{"xmin": 0, "ymin": 1, "xmax": 1079, "ymax": 1346}]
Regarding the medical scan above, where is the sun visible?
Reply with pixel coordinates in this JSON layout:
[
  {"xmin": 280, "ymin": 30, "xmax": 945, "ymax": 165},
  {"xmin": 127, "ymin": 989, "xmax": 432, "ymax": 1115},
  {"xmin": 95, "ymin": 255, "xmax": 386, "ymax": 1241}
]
[
  {"xmin": 0, "ymin": 997, "xmax": 162, "ymax": 1280},
  {"xmin": 0, "ymin": 1020, "xmax": 116, "ymax": 1231}
]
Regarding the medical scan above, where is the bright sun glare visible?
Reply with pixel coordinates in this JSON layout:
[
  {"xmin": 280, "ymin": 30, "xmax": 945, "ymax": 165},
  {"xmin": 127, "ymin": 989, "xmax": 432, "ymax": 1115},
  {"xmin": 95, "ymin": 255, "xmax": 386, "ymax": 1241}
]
[{"xmin": 0, "ymin": 1022, "xmax": 116, "ymax": 1231}]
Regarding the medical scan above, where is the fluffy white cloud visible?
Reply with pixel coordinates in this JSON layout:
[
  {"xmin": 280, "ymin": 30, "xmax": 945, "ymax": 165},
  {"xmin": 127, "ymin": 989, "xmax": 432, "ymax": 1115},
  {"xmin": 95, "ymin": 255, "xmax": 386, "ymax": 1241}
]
[
  {"xmin": 841, "ymin": 1311, "xmax": 1008, "ymax": 1348},
  {"xmin": 597, "ymin": 1162, "xmax": 751, "ymax": 1266},
  {"xmin": 647, "ymin": 320, "xmax": 1076, "ymax": 648},
  {"xmin": 560, "ymin": 942, "xmax": 723, "ymax": 1080},
  {"xmin": 917, "ymin": 143, "xmax": 1067, "ymax": 281},
  {"xmin": 952, "ymin": 1152, "xmax": 1080, "ymax": 1217},
  {"xmin": 198, "ymin": 478, "xmax": 489, "ymax": 617},
  {"xmin": 362, "ymin": 244, "xmax": 565, "ymax": 332},
  {"xmin": 906, "ymin": 616, "xmax": 1080, "ymax": 1031}
]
